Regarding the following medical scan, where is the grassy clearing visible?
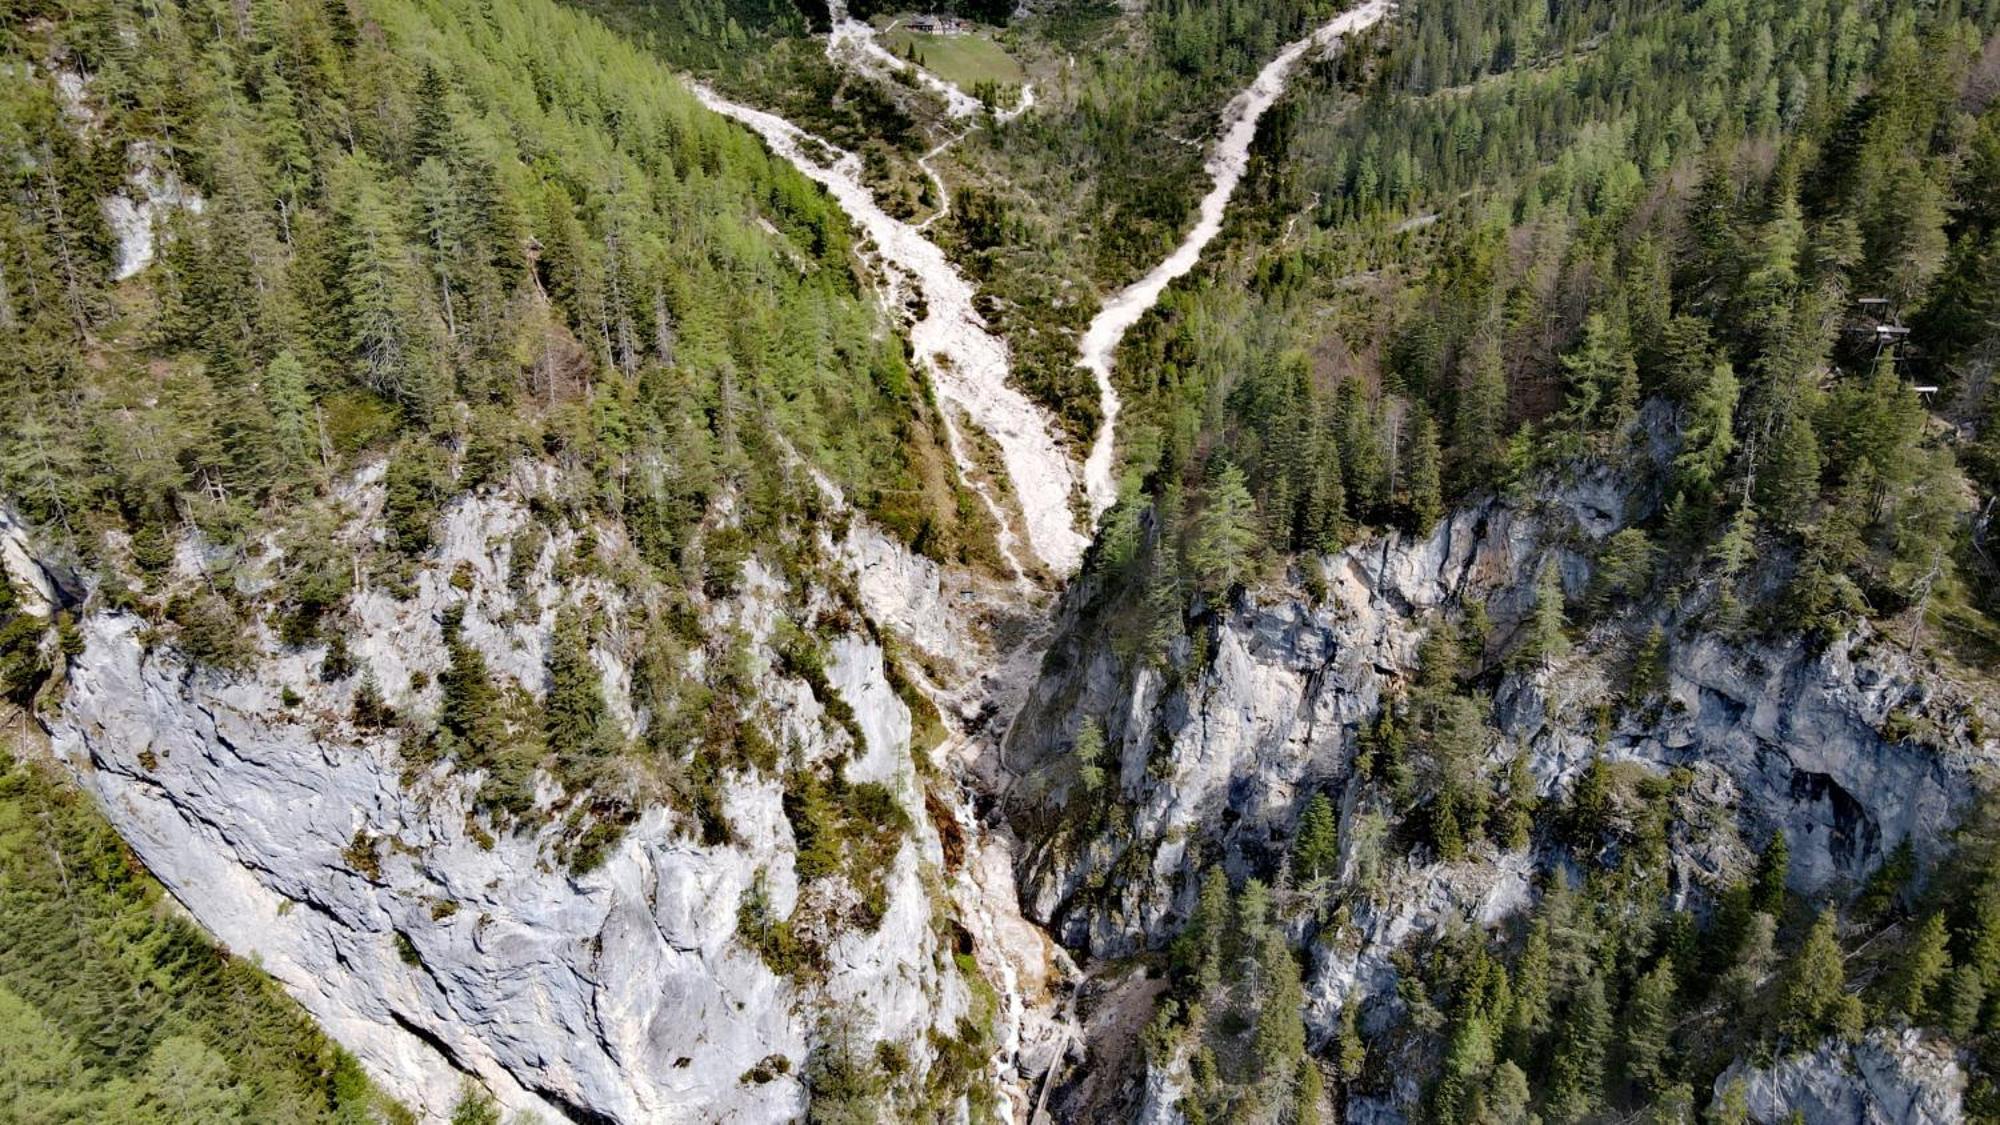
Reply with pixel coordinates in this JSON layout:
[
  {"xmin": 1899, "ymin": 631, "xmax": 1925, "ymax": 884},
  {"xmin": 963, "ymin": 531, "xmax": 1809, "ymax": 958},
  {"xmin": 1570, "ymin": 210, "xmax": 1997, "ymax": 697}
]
[{"xmin": 879, "ymin": 24, "xmax": 1025, "ymax": 89}]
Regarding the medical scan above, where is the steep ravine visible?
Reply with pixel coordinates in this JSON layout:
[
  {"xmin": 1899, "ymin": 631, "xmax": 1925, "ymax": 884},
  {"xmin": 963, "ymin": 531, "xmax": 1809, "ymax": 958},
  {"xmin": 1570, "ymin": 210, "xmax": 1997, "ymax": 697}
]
[
  {"xmin": 692, "ymin": 81, "xmax": 1084, "ymax": 583},
  {"xmin": 4, "ymin": 6, "xmax": 1596, "ymax": 1123},
  {"xmin": 1000, "ymin": 463, "xmax": 1998, "ymax": 1120}
]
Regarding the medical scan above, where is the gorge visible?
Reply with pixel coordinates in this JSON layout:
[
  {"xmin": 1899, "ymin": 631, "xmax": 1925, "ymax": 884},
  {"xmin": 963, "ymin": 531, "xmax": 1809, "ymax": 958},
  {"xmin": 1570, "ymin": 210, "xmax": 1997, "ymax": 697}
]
[{"xmin": 4, "ymin": 0, "xmax": 1998, "ymax": 1121}]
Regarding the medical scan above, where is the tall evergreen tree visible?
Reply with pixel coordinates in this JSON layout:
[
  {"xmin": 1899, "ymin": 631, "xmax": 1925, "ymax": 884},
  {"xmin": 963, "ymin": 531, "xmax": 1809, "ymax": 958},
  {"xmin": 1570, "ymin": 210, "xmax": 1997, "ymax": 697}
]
[
  {"xmin": 546, "ymin": 606, "xmax": 611, "ymax": 761},
  {"xmin": 1546, "ymin": 972, "xmax": 1609, "ymax": 1122},
  {"xmin": 1189, "ymin": 461, "xmax": 1260, "ymax": 593},
  {"xmin": 1623, "ymin": 958, "xmax": 1677, "ymax": 1096}
]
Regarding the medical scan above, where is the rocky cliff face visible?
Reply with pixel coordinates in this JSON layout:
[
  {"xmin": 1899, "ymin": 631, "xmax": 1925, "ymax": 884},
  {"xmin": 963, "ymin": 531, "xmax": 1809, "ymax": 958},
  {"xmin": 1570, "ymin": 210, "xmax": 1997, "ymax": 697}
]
[
  {"xmin": 1716, "ymin": 1029, "xmax": 1967, "ymax": 1124},
  {"xmin": 1003, "ymin": 466, "xmax": 1996, "ymax": 1119},
  {"xmin": 13, "ymin": 448, "xmax": 1995, "ymax": 1124},
  {"xmin": 29, "ymin": 466, "xmax": 1068, "ymax": 1123}
]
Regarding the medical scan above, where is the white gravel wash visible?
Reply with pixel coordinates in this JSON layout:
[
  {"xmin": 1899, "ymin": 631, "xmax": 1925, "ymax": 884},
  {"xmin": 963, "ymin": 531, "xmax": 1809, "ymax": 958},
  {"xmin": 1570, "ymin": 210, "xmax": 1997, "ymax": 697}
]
[{"xmin": 1076, "ymin": 0, "xmax": 1393, "ymax": 518}]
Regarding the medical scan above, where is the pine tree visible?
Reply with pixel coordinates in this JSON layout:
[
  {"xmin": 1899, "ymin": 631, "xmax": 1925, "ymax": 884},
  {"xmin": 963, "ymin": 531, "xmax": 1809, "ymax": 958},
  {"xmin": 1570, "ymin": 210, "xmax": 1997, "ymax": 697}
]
[
  {"xmin": 1074, "ymin": 718, "xmax": 1108, "ymax": 794},
  {"xmin": 1432, "ymin": 1013, "xmax": 1494, "ymax": 1125},
  {"xmin": 1658, "ymin": 316, "xmax": 1718, "ymax": 403},
  {"xmin": 256, "ymin": 73, "xmax": 314, "ymax": 240},
  {"xmin": 439, "ymin": 609, "xmax": 501, "ymax": 765},
  {"xmin": 1403, "ymin": 408, "xmax": 1443, "ymax": 534},
  {"xmin": 410, "ymin": 63, "xmax": 463, "ymax": 167},
  {"xmin": 1452, "ymin": 334, "xmax": 1509, "ymax": 488},
  {"xmin": 333, "ymin": 156, "xmax": 440, "ymax": 419},
  {"xmin": 414, "ymin": 158, "xmax": 467, "ymax": 349},
  {"xmin": 1943, "ymin": 964, "xmax": 1985, "ymax": 1038},
  {"xmin": 450, "ymin": 1084, "xmax": 503, "ymax": 1125},
  {"xmin": 1629, "ymin": 625, "xmax": 1669, "ymax": 703},
  {"xmin": 1674, "ymin": 360, "xmax": 1739, "ymax": 503},
  {"xmin": 1336, "ymin": 378, "xmax": 1384, "ymax": 520},
  {"xmin": 1566, "ymin": 754, "xmax": 1614, "ymax": 845},
  {"xmin": 1593, "ymin": 528, "xmax": 1657, "ymax": 611},
  {"xmin": 1497, "ymin": 752, "xmax": 1536, "ymax": 851},
  {"xmin": 546, "ymin": 606, "xmax": 610, "ymax": 761},
  {"xmin": 1777, "ymin": 911, "xmax": 1860, "ymax": 1042},
  {"xmin": 1487, "ymin": 1060, "xmax": 1532, "ymax": 1125},
  {"xmin": 1301, "ymin": 427, "xmax": 1347, "ymax": 554},
  {"xmin": 1251, "ymin": 928, "xmax": 1307, "ymax": 1114},
  {"xmin": 1416, "ymin": 622, "xmax": 1460, "ymax": 691},
  {"xmin": 1559, "ymin": 313, "xmax": 1639, "ymax": 442},
  {"xmin": 1295, "ymin": 1055, "xmax": 1325, "ymax": 1125},
  {"xmin": 1333, "ymin": 996, "xmax": 1367, "ymax": 1082},
  {"xmin": 1517, "ymin": 558, "xmax": 1570, "ymax": 668},
  {"xmin": 1546, "ymin": 972, "xmax": 1609, "ymax": 1122},
  {"xmin": 1751, "ymin": 830, "xmax": 1789, "ymax": 915},
  {"xmin": 1876, "ymin": 159, "xmax": 1951, "ymax": 307},
  {"xmin": 264, "ymin": 351, "xmax": 316, "ymax": 481},
  {"xmin": 1176, "ymin": 867, "xmax": 1232, "ymax": 994},
  {"xmin": 1710, "ymin": 1078, "xmax": 1752, "ymax": 1125},
  {"xmin": 1824, "ymin": 349, "xmax": 1926, "ymax": 522},
  {"xmin": 140, "ymin": 1034, "xmax": 251, "ymax": 1121},
  {"xmin": 1757, "ymin": 404, "xmax": 1822, "ymax": 531},
  {"xmin": 1506, "ymin": 920, "xmax": 1553, "ymax": 1061}
]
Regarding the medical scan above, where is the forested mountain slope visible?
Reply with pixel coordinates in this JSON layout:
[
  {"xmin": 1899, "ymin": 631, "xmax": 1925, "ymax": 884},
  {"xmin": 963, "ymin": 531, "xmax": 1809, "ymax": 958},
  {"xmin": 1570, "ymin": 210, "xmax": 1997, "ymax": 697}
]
[
  {"xmin": 1, "ymin": 0, "xmax": 1041, "ymax": 1117},
  {"xmin": 999, "ymin": 0, "xmax": 2000, "ymax": 1119},
  {"xmin": 1, "ymin": 0, "xmax": 1998, "ymax": 1120}
]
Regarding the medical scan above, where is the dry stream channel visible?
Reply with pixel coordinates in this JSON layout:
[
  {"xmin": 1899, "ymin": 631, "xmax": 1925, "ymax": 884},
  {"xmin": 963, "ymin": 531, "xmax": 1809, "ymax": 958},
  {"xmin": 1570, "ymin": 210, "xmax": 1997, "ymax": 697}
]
[{"xmin": 691, "ymin": 3, "xmax": 1391, "ymax": 1113}]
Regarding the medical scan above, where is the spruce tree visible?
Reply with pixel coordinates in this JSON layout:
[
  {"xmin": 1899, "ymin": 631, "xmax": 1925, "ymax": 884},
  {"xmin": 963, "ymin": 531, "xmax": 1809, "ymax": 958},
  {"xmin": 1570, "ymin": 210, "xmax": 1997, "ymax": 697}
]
[
  {"xmin": 1074, "ymin": 718, "xmax": 1108, "ymax": 794},
  {"xmin": 1189, "ymin": 461, "xmax": 1260, "ymax": 593},
  {"xmin": 1777, "ymin": 911, "xmax": 1860, "ymax": 1042},
  {"xmin": 1943, "ymin": 964, "xmax": 1985, "ymax": 1038},
  {"xmin": 1546, "ymin": 972, "xmax": 1609, "ymax": 1122},
  {"xmin": 1624, "ymin": 958, "xmax": 1677, "ymax": 1096},
  {"xmin": 439, "ymin": 611, "xmax": 501, "ymax": 765},
  {"xmin": 546, "ymin": 606, "xmax": 610, "ymax": 761},
  {"xmin": 1251, "ymin": 927, "xmax": 1307, "ymax": 1114},
  {"xmin": 1432, "ymin": 1013, "xmax": 1494, "ymax": 1125},
  {"xmin": 264, "ymin": 351, "xmax": 316, "ymax": 481},
  {"xmin": 1891, "ymin": 912, "xmax": 1951, "ymax": 1022},
  {"xmin": 1293, "ymin": 793, "xmax": 1340, "ymax": 882},
  {"xmin": 1506, "ymin": 920, "xmax": 1553, "ymax": 1061},
  {"xmin": 334, "ymin": 156, "xmax": 440, "ymax": 419},
  {"xmin": 1757, "ymin": 404, "xmax": 1823, "ymax": 531},
  {"xmin": 1751, "ymin": 831, "xmax": 1789, "ymax": 915},
  {"xmin": 1403, "ymin": 408, "xmax": 1443, "ymax": 534},
  {"xmin": 1520, "ymin": 557, "xmax": 1570, "ymax": 668},
  {"xmin": 1674, "ymin": 360, "xmax": 1738, "ymax": 504},
  {"xmin": 1452, "ymin": 334, "xmax": 1509, "ymax": 488},
  {"xmin": 1486, "ymin": 1060, "xmax": 1532, "ymax": 1125},
  {"xmin": 1558, "ymin": 314, "xmax": 1640, "ymax": 442}
]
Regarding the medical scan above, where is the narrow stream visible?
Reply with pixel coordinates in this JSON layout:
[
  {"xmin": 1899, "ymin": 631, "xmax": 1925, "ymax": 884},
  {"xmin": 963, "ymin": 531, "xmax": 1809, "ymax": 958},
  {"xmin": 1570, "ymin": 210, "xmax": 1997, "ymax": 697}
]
[{"xmin": 1076, "ymin": 0, "xmax": 1393, "ymax": 517}]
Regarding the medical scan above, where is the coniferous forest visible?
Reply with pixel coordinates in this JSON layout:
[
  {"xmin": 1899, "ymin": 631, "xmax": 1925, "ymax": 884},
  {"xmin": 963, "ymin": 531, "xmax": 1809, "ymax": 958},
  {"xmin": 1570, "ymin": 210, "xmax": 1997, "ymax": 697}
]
[
  {"xmin": 1046, "ymin": 0, "xmax": 2000, "ymax": 1118},
  {"xmin": 3, "ymin": 0, "xmax": 2000, "ymax": 1120}
]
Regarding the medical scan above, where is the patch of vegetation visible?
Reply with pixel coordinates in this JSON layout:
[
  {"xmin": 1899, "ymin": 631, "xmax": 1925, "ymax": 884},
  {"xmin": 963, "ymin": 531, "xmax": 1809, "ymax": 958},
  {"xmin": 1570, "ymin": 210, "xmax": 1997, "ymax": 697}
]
[
  {"xmin": 0, "ymin": 743, "xmax": 405, "ymax": 1122},
  {"xmin": 879, "ymin": 25, "xmax": 1026, "ymax": 91}
]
